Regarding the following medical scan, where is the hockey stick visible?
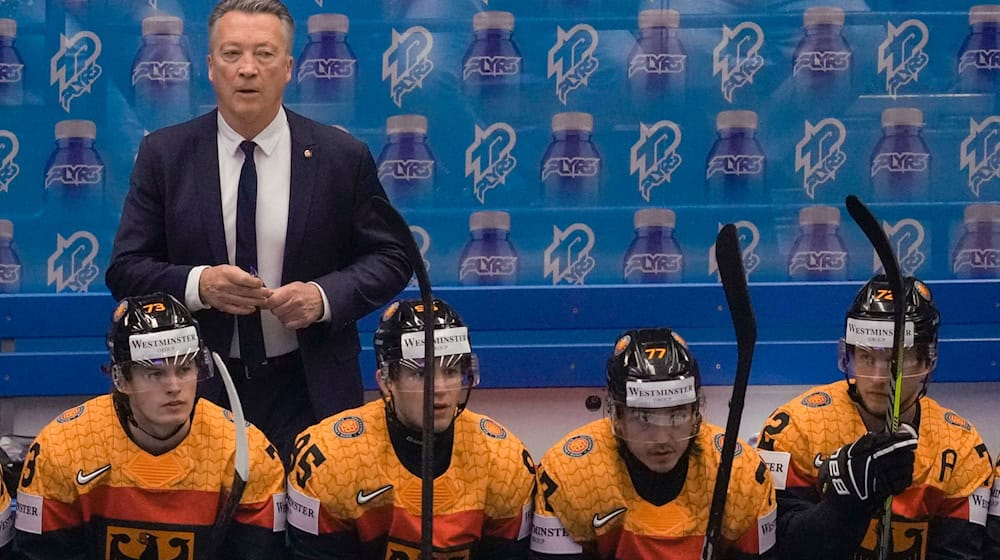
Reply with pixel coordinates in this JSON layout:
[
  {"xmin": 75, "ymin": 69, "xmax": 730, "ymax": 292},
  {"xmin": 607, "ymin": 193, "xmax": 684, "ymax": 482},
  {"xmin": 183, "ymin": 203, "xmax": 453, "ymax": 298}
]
[
  {"xmin": 845, "ymin": 195, "xmax": 906, "ymax": 560},
  {"xmin": 207, "ymin": 351, "xmax": 249, "ymax": 557},
  {"xmin": 371, "ymin": 197, "xmax": 436, "ymax": 560},
  {"xmin": 703, "ymin": 223, "xmax": 757, "ymax": 560}
]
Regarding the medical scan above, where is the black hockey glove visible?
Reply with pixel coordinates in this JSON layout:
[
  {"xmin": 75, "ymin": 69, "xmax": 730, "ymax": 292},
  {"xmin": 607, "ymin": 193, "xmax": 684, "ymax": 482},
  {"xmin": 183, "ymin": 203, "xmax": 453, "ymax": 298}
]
[{"xmin": 818, "ymin": 424, "xmax": 917, "ymax": 509}]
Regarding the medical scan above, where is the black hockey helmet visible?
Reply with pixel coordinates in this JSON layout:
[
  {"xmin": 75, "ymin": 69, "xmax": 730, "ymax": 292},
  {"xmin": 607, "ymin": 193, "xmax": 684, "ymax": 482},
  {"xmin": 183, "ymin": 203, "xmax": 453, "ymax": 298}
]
[
  {"xmin": 844, "ymin": 275, "xmax": 940, "ymax": 348},
  {"xmin": 374, "ymin": 298, "xmax": 478, "ymax": 386},
  {"xmin": 606, "ymin": 327, "xmax": 701, "ymax": 406}
]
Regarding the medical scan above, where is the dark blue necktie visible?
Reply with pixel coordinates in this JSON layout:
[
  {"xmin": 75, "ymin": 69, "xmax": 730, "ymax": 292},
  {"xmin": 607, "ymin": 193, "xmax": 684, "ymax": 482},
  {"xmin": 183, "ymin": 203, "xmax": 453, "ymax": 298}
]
[{"xmin": 236, "ymin": 140, "xmax": 266, "ymax": 367}]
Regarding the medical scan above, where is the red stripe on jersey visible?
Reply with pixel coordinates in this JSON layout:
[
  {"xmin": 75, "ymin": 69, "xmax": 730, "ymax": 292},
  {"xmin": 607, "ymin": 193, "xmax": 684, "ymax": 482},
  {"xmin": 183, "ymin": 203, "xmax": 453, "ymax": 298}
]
[
  {"xmin": 784, "ymin": 461, "xmax": 817, "ymax": 491},
  {"xmin": 41, "ymin": 498, "xmax": 83, "ymax": 532},
  {"xmin": 606, "ymin": 529, "xmax": 703, "ymax": 559},
  {"xmin": 353, "ymin": 504, "xmax": 393, "ymax": 540},
  {"xmin": 234, "ymin": 496, "xmax": 281, "ymax": 530},
  {"xmin": 484, "ymin": 512, "xmax": 525, "ymax": 541},
  {"xmin": 78, "ymin": 486, "xmax": 220, "ymax": 526},
  {"xmin": 733, "ymin": 518, "xmax": 762, "ymax": 554},
  {"xmin": 357, "ymin": 506, "xmax": 486, "ymax": 548},
  {"xmin": 891, "ymin": 484, "xmax": 946, "ymax": 520}
]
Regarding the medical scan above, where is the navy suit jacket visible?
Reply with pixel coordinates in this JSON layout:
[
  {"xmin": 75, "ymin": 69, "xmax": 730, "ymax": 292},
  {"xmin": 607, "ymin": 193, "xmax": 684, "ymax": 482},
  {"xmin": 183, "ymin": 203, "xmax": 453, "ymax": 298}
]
[{"xmin": 106, "ymin": 108, "xmax": 411, "ymax": 419}]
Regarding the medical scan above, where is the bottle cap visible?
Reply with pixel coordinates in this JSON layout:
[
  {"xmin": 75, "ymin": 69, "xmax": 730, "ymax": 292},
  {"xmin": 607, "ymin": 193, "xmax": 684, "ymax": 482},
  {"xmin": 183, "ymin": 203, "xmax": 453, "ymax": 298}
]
[
  {"xmin": 634, "ymin": 208, "xmax": 676, "ymax": 229},
  {"xmin": 717, "ymin": 110, "xmax": 758, "ymax": 131},
  {"xmin": 0, "ymin": 19, "xmax": 16, "ymax": 38},
  {"xmin": 799, "ymin": 205, "xmax": 840, "ymax": 226},
  {"xmin": 0, "ymin": 219, "xmax": 12, "ymax": 239},
  {"xmin": 474, "ymin": 11, "xmax": 514, "ymax": 32},
  {"xmin": 882, "ymin": 107, "xmax": 923, "ymax": 128},
  {"xmin": 639, "ymin": 9, "xmax": 680, "ymax": 30},
  {"xmin": 142, "ymin": 15, "xmax": 183, "ymax": 36},
  {"xmin": 804, "ymin": 7, "xmax": 845, "ymax": 26},
  {"xmin": 970, "ymin": 5, "xmax": 1000, "ymax": 25},
  {"xmin": 55, "ymin": 120, "xmax": 97, "ymax": 140},
  {"xmin": 386, "ymin": 115, "xmax": 428, "ymax": 135},
  {"xmin": 470, "ymin": 210, "xmax": 510, "ymax": 231},
  {"xmin": 964, "ymin": 203, "xmax": 1000, "ymax": 223},
  {"xmin": 552, "ymin": 112, "xmax": 593, "ymax": 132},
  {"xmin": 308, "ymin": 13, "xmax": 349, "ymax": 34}
]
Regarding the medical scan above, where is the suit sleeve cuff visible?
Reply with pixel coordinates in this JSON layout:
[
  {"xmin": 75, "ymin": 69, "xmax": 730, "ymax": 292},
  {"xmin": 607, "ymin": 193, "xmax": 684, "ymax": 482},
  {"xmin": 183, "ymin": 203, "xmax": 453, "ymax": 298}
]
[
  {"xmin": 309, "ymin": 281, "xmax": 332, "ymax": 323},
  {"xmin": 186, "ymin": 266, "xmax": 211, "ymax": 311}
]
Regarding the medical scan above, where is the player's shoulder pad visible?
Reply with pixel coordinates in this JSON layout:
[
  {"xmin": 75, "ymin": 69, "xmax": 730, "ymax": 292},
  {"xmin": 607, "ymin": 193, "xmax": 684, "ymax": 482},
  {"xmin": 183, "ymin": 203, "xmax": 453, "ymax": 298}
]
[{"xmin": 541, "ymin": 418, "xmax": 611, "ymax": 477}]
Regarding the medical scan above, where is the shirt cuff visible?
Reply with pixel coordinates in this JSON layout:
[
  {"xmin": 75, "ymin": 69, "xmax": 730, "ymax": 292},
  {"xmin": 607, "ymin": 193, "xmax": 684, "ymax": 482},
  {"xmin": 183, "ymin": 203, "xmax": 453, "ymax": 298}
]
[
  {"xmin": 185, "ymin": 266, "xmax": 211, "ymax": 311},
  {"xmin": 309, "ymin": 281, "xmax": 331, "ymax": 322}
]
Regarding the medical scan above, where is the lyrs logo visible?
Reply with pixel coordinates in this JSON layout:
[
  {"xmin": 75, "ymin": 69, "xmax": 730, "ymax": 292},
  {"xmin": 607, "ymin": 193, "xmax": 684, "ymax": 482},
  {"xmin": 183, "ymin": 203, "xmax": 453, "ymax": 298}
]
[
  {"xmin": 628, "ymin": 51, "xmax": 685, "ymax": 78},
  {"xmin": 874, "ymin": 219, "xmax": 926, "ymax": 276},
  {"xmin": 382, "ymin": 26, "xmax": 434, "ymax": 108},
  {"xmin": 408, "ymin": 225, "xmax": 430, "ymax": 287},
  {"xmin": 630, "ymin": 121, "xmax": 682, "ymax": 202},
  {"xmin": 793, "ymin": 49, "xmax": 850, "ymax": 75},
  {"xmin": 465, "ymin": 123, "xmax": 517, "ymax": 204},
  {"xmin": 0, "ymin": 130, "xmax": 20, "ymax": 193},
  {"xmin": 44, "ymin": 164, "xmax": 103, "ymax": 188},
  {"xmin": 877, "ymin": 19, "xmax": 929, "ymax": 98},
  {"xmin": 131, "ymin": 59, "xmax": 190, "ymax": 86},
  {"xmin": 547, "ymin": 24, "xmax": 600, "ymax": 105},
  {"xmin": 706, "ymin": 154, "xmax": 764, "ymax": 179},
  {"xmin": 870, "ymin": 151, "xmax": 929, "ymax": 178},
  {"xmin": 789, "ymin": 249, "xmax": 846, "ymax": 276},
  {"xmin": 544, "ymin": 223, "xmax": 596, "ymax": 285},
  {"xmin": 0, "ymin": 46, "xmax": 23, "ymax": 84},
  {"xmin": 50, "ymin": 31, "xmax": 103, "ymax": 112},
  {"xmin": 460, "ymin": 255, "xmax": 518, "ymax": 282},
  {"xmin": 541, "ymin": 157, "xmax": 599, "ymax": 182},
  {"xmin": 960, "ymin": 116, "xmax": 1000, "ymax": 197},
  {"xmin": 959, "ymin": 48, "xmax": 1000, "ymax": 74},
  {"xmin": 712, "ymin": 22, "xmax": 764, "ymax": 103},
  {"xmin": 378, "ymin": 158, "xmax": 434, "ymax": 183},
  {"xmin": 954, "ymin": 246, "xmax": 1000, "ymax": 275},
  {"xmin": 624, "ymin": 253, "xmax": 682, "ymax": 278},
  {"xmin": 708, "ymin": 221, "xmax": 761, "ymax": 278},
  {"xmin": 298, "ymin": 57, "xmax": 355, "ymax": 83},
  {"xmin": 795, "ymin": 118, "xmax": 847, "ymax": 199},
  {"xmin": 47, "ymin": 231, "xmax": 100, "ymax": 293}
]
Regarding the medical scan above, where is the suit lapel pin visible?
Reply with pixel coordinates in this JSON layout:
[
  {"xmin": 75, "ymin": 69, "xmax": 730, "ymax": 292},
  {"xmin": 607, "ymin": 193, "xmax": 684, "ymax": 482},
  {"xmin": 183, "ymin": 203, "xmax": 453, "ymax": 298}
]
[{"xmin": 304, "ymin": 149, "xmax": 313, "ymax": 159}]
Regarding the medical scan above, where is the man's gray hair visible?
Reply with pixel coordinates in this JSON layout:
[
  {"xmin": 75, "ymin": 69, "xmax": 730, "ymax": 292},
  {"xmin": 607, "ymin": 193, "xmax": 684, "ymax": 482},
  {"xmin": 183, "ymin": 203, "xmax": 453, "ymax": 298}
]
[{"xmin": 208, "ymin": 0, "xmax": 295, "ymax": 49}]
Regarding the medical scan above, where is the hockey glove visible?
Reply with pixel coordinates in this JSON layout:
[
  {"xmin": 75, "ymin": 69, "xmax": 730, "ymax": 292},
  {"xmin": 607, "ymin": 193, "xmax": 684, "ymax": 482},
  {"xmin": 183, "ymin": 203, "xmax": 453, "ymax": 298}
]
[{"xmin": 818, "ymin": 424, "xmax": 917, "ymax": 508}]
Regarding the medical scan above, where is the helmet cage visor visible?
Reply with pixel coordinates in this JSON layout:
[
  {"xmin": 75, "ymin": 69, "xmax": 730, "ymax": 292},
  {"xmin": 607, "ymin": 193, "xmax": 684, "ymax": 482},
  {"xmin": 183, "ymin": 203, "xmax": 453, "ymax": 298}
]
[{"xmin": 607, "ymin": 375, "xmax": 700, "ymax": 444}]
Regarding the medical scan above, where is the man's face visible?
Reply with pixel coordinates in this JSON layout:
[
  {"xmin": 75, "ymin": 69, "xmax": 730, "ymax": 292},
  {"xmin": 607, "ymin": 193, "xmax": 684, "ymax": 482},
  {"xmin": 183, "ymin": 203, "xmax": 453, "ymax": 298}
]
[
  {"xmin": 617, "ymin": 403, "xmax": 698, "ymax": 474},
  {"xmin": 385, "ymin": 362, "xmax": 468, "ymax": 433},
  {"xmin": 120, "ymin": 361, "xmax": 199, "ymax": 437},
  {"xmin": 207, "ymin": 10, "xmax": 292, "ymax": 133},
  {"xmin": 851, "ymin": 346, "xmax": 930, "ymax": 414}
]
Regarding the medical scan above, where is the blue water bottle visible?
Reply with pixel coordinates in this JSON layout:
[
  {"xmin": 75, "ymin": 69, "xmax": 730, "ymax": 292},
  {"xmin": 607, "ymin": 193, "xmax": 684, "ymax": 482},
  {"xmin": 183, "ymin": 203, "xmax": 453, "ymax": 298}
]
[
  {"xmin": 0, "ymin": 219, "xmax": 21, "ymax": 293},
  {"xmin": 623, "ymin": 208, "xmax": 684, "ymax": 284},
  {"xmin": 627, "ymin": 9, "xmax": 686, "ymax": 102},
  {"xmin": 296, "ymin": 13, "xmax": 356, "ymax": 123},
  {"xmin": 787, "ymin": 205, "xmax": 849, "ymax": 281},
  {"xmin": 0, "ymin": 19, "xmax": 24, "ymax": 106},
  {"xmin": 869, "ymin": 107, "xmax": 930, "ymax": 200},
  {"xmin": 462, "ymin": 11, "xmax": 522, "ymax": 102},
  {"xmin": 376, "ymin": 114, "xmax": 435, "ymax": 207},
  {"xmin": 706, "ymin": 110, "xmax": 767, "ymax": 203},
  {"xmin": 958, "ymin": 5, "xmax": 1000, "ymax": 93},
  {"xmin": 793, "ymin": 7, "xmax": 852, "ymax": 108},
  {"xmin": 458, "ymin": 210, "xmax": 519, "ymax": 286},
  {"xmin": 44, "ymin": 120, "xmax": 105, "ymax": 218},
  {"xmin": 132, "ymin": 15, "xmax": 191, "ymax": 130},
  {"xmin": 541, "ymin": 112, "xmax": 602, "ymax": 205},
  {"xmin": 952, "ymin": 203, "xmax": 1000, "ymax": 279}
]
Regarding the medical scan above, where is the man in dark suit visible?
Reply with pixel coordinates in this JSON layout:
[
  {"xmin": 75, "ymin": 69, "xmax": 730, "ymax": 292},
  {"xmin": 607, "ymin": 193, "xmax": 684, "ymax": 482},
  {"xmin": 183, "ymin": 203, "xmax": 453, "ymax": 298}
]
[{"xmin": 106, "ymin": 0, "xmax": 411, "ymax": 465}]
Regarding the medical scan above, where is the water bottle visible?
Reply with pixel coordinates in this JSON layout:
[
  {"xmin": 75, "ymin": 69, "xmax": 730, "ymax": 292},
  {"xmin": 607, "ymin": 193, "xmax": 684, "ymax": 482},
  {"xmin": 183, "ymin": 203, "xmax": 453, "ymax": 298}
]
[
  {"xmin": 869, "ymin": 107, "xmax": 930, "ymax": 200},
  {"xmin": 0, "ymin": 19, "xmax": 24, "ymax": 106},
  {"xmin": 952, "ymin": 203, "xmax": 1000, "ymax": 279},
  {"xmin": 296, "ymin": 14, "xmax": 356, "ymax": 123},
  {"xmin": 787, "ymin": 205, "xmax": 849, "ymax": 281},
  {"xmin": 461, "ymin": 11, "xmax": 522, "ymax": 104},
  {"xmin": 0, "ymin": 219, "xmax": 21, "ymax": 293},
  {"xmin": 792, "ymin": 7, "xmax": 852, "ymax": 108},
  {"xmin": 43, "ymin": 120, "xmax": 105, "ymax": 218},
  {"xmin": 627, "ymin": 9, "xmax": 686, "ymax": 103},
  {"xmin": 376, "ymin": 114, "xmax": 435, "ymax": 207},
  {"xmin": 131, "ymin": 15, "xmax": 191, "ymax": 130},
  {"xmin": 458, "ymin": 211, "xmax": 518, "ymax": 286},
  {"xmin": 623, "ymin": 208, "xmax": 684, "ymax": 284},
  {"xmin": 541, "ymin": 112, "xmax": 602, "ymax": 205},
  {"xmin": 958, "ymin": 5, "xmax": 1000, "ymax": 93},
  {"xmin": 706, "ymin": 110, "xmax": 767, "ymax": 204}
]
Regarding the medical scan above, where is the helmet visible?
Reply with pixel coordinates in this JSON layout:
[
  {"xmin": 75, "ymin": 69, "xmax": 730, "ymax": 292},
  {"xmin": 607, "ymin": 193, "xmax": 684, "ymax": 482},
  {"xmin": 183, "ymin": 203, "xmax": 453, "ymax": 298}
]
[
  {"xmin": 374, "ymin": 298, "xmax": 478, "ymax": 387},
  {"xmin": 106, "ymin": 292, "xmax": 213, "ymax": 380},
  {"xmin": 606, "ymin": 328, "xmax": 702, "ymax": 445},
  {"xmin": 843, "ymin": 275, "xmax": 940, "ymax": 348}
]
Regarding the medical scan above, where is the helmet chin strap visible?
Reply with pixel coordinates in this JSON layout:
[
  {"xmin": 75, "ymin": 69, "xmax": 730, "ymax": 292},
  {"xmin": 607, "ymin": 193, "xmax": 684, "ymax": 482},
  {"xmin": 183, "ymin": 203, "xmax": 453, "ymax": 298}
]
[{"xmin": 129, "ymin": 414, "xmax": 189, "ymax": 442}]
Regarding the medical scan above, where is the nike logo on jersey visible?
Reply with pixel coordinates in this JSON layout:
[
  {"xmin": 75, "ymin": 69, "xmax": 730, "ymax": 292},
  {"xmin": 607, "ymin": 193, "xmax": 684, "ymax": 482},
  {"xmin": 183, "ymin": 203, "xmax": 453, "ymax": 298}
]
[
  {"xmin": 356, "ymin": 484, "xmax": 393, "ymax": 505},
  {"xmin": 592, "ymin": 507, "xmax": 627, "ymax": 528},
  {"xmin": 76, "ymin": 464, "xmax": 111, "ymax": 485}
]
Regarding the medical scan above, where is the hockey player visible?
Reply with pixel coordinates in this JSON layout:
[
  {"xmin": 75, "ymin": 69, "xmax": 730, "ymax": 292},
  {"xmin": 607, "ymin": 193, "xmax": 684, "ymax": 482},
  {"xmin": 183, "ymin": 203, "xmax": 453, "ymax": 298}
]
[
  {"xmin": 14, "ymin": 293, "xmax": 287, "ymax": 559},
  {"xmin": 530, "ymin": 327, "xmax": 777, "ymax": 559},
  {"xmin": 757, "ymin": 275, "xmax": 994, "ymax": 559},
  {"xmin": 0, "ymin": 477, "xmax": 10, "ymax": 558},
  {"xmin": 286, "ymin": 298, "xmax": 535, "ymax": 559}
]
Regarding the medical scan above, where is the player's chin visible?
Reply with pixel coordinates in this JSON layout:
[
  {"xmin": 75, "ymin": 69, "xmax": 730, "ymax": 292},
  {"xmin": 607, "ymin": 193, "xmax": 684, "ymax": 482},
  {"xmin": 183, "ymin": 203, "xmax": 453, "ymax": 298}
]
[{"xmin": 639, "ymin": 448, "xmax": 682, "ymax": 473}]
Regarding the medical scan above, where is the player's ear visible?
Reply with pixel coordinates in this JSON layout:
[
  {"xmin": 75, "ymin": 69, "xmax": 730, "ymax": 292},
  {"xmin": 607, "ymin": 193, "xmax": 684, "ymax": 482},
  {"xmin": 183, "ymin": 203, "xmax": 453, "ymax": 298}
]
[
  {"xmin": 111, "ymin": 365, "xmax": 130, "ymax": 394},
  {"xmin": 376, "ymin": 368, "xmax": 391, "ymax": 395}
]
